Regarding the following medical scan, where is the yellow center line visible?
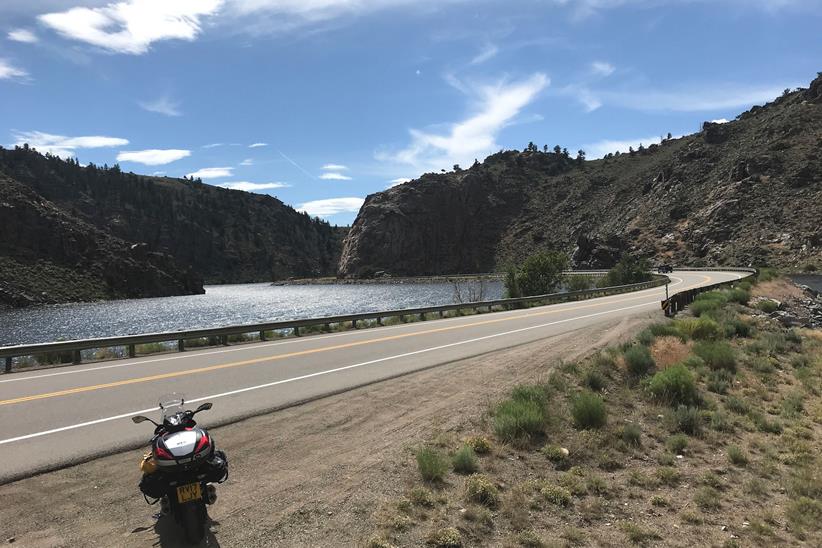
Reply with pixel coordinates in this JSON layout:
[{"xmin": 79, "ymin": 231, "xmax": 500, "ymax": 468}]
[{"xmin": 0, "ymin": 276, "xmax": 711, "ymax": 407}]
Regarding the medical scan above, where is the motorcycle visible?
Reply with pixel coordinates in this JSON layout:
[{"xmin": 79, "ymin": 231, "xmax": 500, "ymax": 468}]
[{"xmin": 132, "ymin": 394, "xmax": 229, "ymax": 544}]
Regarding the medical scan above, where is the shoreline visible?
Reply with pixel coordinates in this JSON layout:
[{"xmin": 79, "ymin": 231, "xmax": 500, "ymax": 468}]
[{"xmin": 272, "ymin": 274, "xmax": 505, "ymax": 286}]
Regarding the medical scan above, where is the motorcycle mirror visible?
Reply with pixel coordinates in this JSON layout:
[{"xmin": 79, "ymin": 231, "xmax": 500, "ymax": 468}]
[
  {"xmin": 195, "ymin": 402, "xmax": 213, "ymax": 413},
  {"xmin": 131, "ymin": 415, "xmax": 150, "ymax": 424}
]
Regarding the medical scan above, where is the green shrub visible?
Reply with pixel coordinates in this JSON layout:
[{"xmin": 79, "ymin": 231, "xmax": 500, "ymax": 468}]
[
  {"xmin": 727, "ymin": 287, "xmax": 751, "ymax": 305},
  {"xmin": 666, "ymin": 433, "xmax": 689, "ymax": 454},
  {"xmin": 465, "ymin": 474, "xmax": 499, "ymax": 507},
  {"xmin": 693, "ymin": 341, "xmax": 737, "ymax": 372},
  {"xmin": 624, "ymin": 345, "xmax": 655, "ymax": 376},
  {"xmin": 565, "ymin": 274, "xmax": 593, "ymax": 292},
  {"xmin": 756, "ymin": 268, "xmax": 778, "ymax": 283},
  {"xmin": 727, "ymin": 445, "xmax": 748, "ymax": 466},
  {"xmin": 426, "ymin": 527, "xmax": 463, "ymax": 547},
  {"xmin": 656, "ymin": 466, "xmax": 681, "ymax": 486},
  {"xmin": 802, "ymin": 262, "xmax": 818, "ymax": 272},
  {"xmin": 694, "ymin": 486, "xmax": 721, "ymax": 511},
  {"xmin": 710, "ymin": 409, "xmax": 733, "ymax": 432},
  {"xmin": 751, "ymin": 412, "xmax": 783, "ymax": 434},
  {"xmin": 637, "ymin": 328, "xmax": 655, "ymax": 346},
  {"xmin": 540, "ymin": 484, "xmax": 572, "ymax": 506},
  {"xmin": 452, "ymin": 445, "xmax": 479, "ymax": 474},
  {"xmin": 757, "ymin": 300, "xmax": 779, "ymax": 313},
  {"xmin": 649, "ymin": 322, "xmax": 682, "ymax": 339},
  {"xmin": 620, "ymin": 423, "xmax": 642, "ymax": 447},
  {"xmin": 647, "ymin": 364, "xmax": 698, "ymax": 406},
  {"xmin": 675, "ymin": 317, "xmax": 724, "ymax": 340},
  {"xmin": 787, "ymin": 497, "xmax": 822, "ymax": 532},
  {"xmin": 416, "ymin": 447, "xmax": 449, "ymax": 482},
  {"xmin": 508, "ymin": 252, "xmax": 569, "ymax": 297},
  {"xmin": 725, "ymin": 396, "xmax": 750, "ymax": 414},
  {"xmin": 493, "ymin": 385, "xmax": 550, "ymax": 444},
  {"xmin": 707, "ymin": 369, "xmax": 733, "ymax": 394},
  {"xmin": 598, "ymin": 256, "xmax": 652, "ymax": 287},
  {"xmin": 671, "ymin": 405, "xmax": 702, "ymax": 435},
  {"xmin": 409, "ymin": 487, "xmax": 436, "ymax": 507},
  {"xmin": 583, "ymin": 368, "xmax": 607, "ymax": 391},
  {"xmin": 571, "ymin": 391, "xmax": 607, "ymax": 429},
  {"xmin": 690, "ymin": 291, "xmax": 728, "ymax": 316}
]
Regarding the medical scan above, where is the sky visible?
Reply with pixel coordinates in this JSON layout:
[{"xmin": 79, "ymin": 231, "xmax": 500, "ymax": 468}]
[{"xmin": 0, "ymin": 1, "xmax": 820, "ymax": 225}]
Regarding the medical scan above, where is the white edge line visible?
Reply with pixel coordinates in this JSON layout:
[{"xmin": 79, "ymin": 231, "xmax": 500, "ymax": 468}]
[
  {"xmin": 0, "ymin": 276, "xmax": 686, "ymax": 385},
  {"xmin": 0, "ymin": 292, "xmax": 680, "ymax": 446}
]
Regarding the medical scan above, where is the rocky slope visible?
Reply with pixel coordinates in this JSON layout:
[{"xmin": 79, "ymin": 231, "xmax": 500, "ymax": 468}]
[
  {"xmin": 0, "ymin": 148, "xmax": 344, "ymax": 306},
  {"xmin": 339, "ymin": 74, "xmax": 822, "ymax": 277}
]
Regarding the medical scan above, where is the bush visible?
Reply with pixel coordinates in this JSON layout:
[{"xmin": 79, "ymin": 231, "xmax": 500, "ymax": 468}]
[
  {"xmin": 540, "ymin": 484, "xmax": 571, "ymax": 506},
  {"xmin": 802, "ymin": 262, "xmax": 818, "ymax": 272},
  {"xmin": 707, "ymin": 369, "xmax": 733, "ymax": 394},
  {"xmin": 624, "ymin": 345, "xmax": 655, "ymax": 376},
  {"xmin": 757, "ymin": 299, "xmax": 779, "ymax": 313},
  {"xmin": 598, "ymin": 256, "xmax": 652, "ymax": 287},
  {"xmin": 571, "ymin": 391, "xmax": 607, "ymax": 429},
  {"xmin": 426, "ymin": 527, "xmax": 462, "ymax": 547},
  {"xmin": 694, "ymin": 486, "xmax": 721, "ymax": 510},
  {"xmin": 409, "ymin": 487, "xmax": 436, "ymax": 507},
  {"xmin": 416, "ymin": 447, "xmax": 449, "ymax": 482},
  {"xmin": 647, "ymin": 364, "xmax": 698, "ymax": 406},
  {"xmin": 507, "ymin": 251, "xmax": 569, "ymax": 297},
  {"xmin": 619, "ymin": 423, "xmax": 642, "ymax": 447},
  {"xmin": 725, "ymin": 396, "xmax": 750, "ymax": 414},
  {"xmin": 666, "ymin": 433, "xmax": 689, "ymax": 454},
  {"xmin": 637, "ymin": 328, "xmax": 655, "ymax": 346},
  {"xmin": 675, "ymin": 317, "xmax": 723, "ymax": 340},
  {"xmin": 465, "ymin": 436, "xmax": 492, "ymax": 455},
  {"xmin": 541, "ymin": 444, "xmax": 569, "ymax": 467},
  {"xmin": 465, "ymin": 474, "xmax": 499, "ymax": 507},
  {"xmin": 583, "ymin": 368, "xmax": 607, "ymax": 391},
  {"xmin": 690, "ymin": 291, "xmax": 728, "ymax": 317},
  {"xmin": 710, "ymin": 409, "xmax": 733, "ymax": 432},
  {"xmin": 649, "ymin": 322, "xmax": 683, "ymax": 339},
  {"xmin": 565, "ymin": 274, "xmax": 593, "ymax": 292},
  {"xmin": 693, "ymin": 341, "xmax": 737, "ymax": 372},
  {"xmin": 452, "ymin": 445, "xmax": 479, "ymax": 474},
  {"xmin": 727, "ymin": 445, "xmax": 748, "ymax": 466},
  {"xmin": 727, "ymin": 287, "xmax": 751, "ymax": 305},
  {"xmin": 787, "ymin": 497, "xmax": 822, "ymax": 533},
  {"xmin": 494, "ymin": 385, "xmax": 550, "ymax": 444},
  {"xmin": 671, "ymin": 405, "xmax": 702, "ymax": 435}
]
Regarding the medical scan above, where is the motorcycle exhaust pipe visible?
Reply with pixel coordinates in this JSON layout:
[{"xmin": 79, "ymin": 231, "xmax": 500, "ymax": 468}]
[{"xmin": 206, "ymin": 483, "xmax": 217, "ymax": 505}]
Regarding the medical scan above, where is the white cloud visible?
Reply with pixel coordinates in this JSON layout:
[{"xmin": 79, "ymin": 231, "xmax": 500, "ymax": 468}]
[
  {"xmin": 380, "ymin": 73, "xmax": 548, "ymax": 172},
  {"xmin": 322, "ymin": 163, "xmax": 347, "ymax": 170},
  {"xmin": 39, "ymin": 0, "xmax": 222, "ymax": 55},
  {"xmin": 583, "ymin": 135, "xmax": 664, "ymax": 159},
  {"xmin": 551, "ymin": 0, "xmax": 805, "ymax": 19},
  {"xmin": 249, "ymin": 142, "xmax": 268, "ymax": 148},
  {"xmin": 470, "ymin": 43, "xmax": 498, "ymax": 65},
  {"xmin": 591, "ymin": 61, "xmax": 615, "ymax": 77},
  {"xmin": 139, "ymin": 96, "xmax": 182, "ymax": 116},
  {"xmin": 151, "ymin": 171, "xmax": 166, "ymax": 176},
  {"xmin": 8, "ymin": 29, "xmax": 39, "ymax": 43},
  {"xmin": 388, "ymin": 177, "xmax": 411, "ymax": 187},
  {"xmin": 297, "ymin": 197, "xmax": 364, "ymax": 218},
  {"xmin": 599, "ymin": 84, "xmax": 791, "ymax": 112},
  {"xmin": 239, "ymin": 158, "xmax": 254, "ymax": 166},
  {"xmin": 186, "ymin": 166, "xmax": 233, "ymax": 179},
  {"xmin": 710, "ymin": 118, "xmax": 729, "ymax": 124},
  {"xmin": 319, "ymin": 172, "xmax": 353, "ymax": 181},
  {"xmin": 202, "ymin": 143, "xmax": 224, "ymax": 148},
  {"xmin": 0, "ymin": 59, "xmax": 28, "ymax": 80},
  {"xmin": 11, "ymin": 130, "xmax": 128, "ymax": 157},
  {"xmin": 117, "ymin": 149, "xmax": 190, "ymax": 165},
  {"xmin": 219, "ymin": 181, "xmax": 290, "ymax": 192}
]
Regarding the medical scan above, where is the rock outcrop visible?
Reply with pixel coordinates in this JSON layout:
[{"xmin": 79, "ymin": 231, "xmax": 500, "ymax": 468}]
[{"xmin": 339, "ymin": 74, "xmax": 822, "ymax": 277}]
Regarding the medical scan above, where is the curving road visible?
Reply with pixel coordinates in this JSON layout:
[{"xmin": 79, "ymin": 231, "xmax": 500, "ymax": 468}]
[{"xmin": 0, "ymin": 270, "xmax": 744, "ymax": 483}]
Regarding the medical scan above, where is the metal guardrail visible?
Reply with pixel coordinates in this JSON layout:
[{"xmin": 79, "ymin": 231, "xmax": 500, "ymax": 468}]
[
  {"xmin": 661, "ymin": 268, "xmax": 758, "ymax": 317},
  {"xmin": 1, "ymin": 273, "xmax": 668, "ymax": 373}
]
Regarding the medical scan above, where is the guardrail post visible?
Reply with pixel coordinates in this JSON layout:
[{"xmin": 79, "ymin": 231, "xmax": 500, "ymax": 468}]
[
  {"xmin": 294, "ymin": 326, "xmax": 301, "ymax": 337},
  {"xmin": 376, "ymin": 317, "xmax": 383, "ymax": 326},
  {"xmin": 439, "ymin": 310, "xmax": 444, "ymax": 318},
  {"xmin": 128, "ymin": 344, "xmax": 136, "ymax": 358},
  {"xmin": 259, "ymin": 330, "xmax": 267, "ymax": 341},
  {"xmin": 419, "ymin": 313, "xmax": 426, "ymax": 321},
  {"xmin": 221, "ymin": 336, "xmax": 229, "ymax": 346},
  {"xmin": 178, "ymin": 339, "xmax": 185, "ymax": 352},
  {"xmin": 72, "ymin": 350, "xmax": 81, "ymax": 365},
  {"xmin": 4, "ymin": 357, "xmax": 11, "ymax": 373},
  {"xmin": 400, "ymin": 315, "xmax": 406, "ymax": 323}
]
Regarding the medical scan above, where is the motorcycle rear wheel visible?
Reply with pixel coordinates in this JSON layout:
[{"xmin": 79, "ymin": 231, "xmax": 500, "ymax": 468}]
[{"xmin": 180, "ymin": 503, "xmax": 206, "ymax": 544}]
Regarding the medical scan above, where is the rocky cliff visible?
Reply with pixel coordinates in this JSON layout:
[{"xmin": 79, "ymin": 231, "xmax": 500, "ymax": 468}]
[
  {"xmin": 339, "ymin": 74, "xmax": 822, "ymax": 277},
  {"xmin": 0, "ymin": 148, "xmax": 344, "ymax": 306}
]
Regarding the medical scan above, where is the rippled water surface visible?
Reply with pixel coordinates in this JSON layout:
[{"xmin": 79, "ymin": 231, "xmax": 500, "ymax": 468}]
[
  {"xmin": 0, "ymin": 282, "xmax": 504, "ymax": 345},
  {"xmin": 790, "ymin": 274, "xmax": 822, "ymax": 293}
]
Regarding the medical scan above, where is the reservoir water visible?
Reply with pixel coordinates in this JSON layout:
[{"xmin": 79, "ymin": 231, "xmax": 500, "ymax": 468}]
[{"xmin": 0, "ymin": 281, "xmax": 504, "ymax": 346}]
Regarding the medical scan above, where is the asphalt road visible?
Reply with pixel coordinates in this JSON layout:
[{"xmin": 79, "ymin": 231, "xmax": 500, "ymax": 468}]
[{"xmin": 0, "ymin": 271, "xmax": 744, "ymax": 483}]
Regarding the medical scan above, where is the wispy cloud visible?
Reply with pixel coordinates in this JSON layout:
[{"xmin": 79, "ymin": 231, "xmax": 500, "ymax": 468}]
[
  {"xmin": 219, "ymin": 181, "xmax": 290, "ymax": 192},
  {"xmin": 249, "ymin": 142, "xmax": 268, "ymax": 148},
  {"xmin": 470, "ymin": 43, "xmax": 498, "ymax": 65},
  {"xmin": 186, "ymin": 166, "xmax": 233, "ymax": 179},
  {"xmin": 322, "ymin": 163, "xmax": 347, "ymax": 171},
  {"xmin": 590, "ymin": 61, "xmax": 615, "ymax": 77},
  {"xmin": 11, "ymin": 130, "xmax": 128, "ymax": 157},
  {"xmin": 598, "ymin": 83, "xmax": 791, "ymax": 112},
  {"xmin": 388, "ymin": 177, "xmax": 411, "ymax": 188},
  {"xmin": 239, "ymin": 158, "xmax": 254, "ymax": 166},
  {"xmin": 319, "ymin": 172, "xmax": 352, "ymax": 181},
  {"xmin": 139, "ymin": 96, "xmax": 182, "ymax": 117},
  {"xmin": 40, "ymin": 0, "xmax": 221, "ymax": 55},
  {"xmin": 0, "ymin": 58, "xmax": 28, "ymax": 81},
  {"xmin": 202, "ymin": 143, "xmax": 225, "ymax": 149},
  {"xmin": 583, "ymin": 134, "xmax": 665, "ymax": 159},
  {"xmin": 380, "ymin": 72, "xmax": 549, "ymax": 172},
  {"xmin": 277, "ymin": 149, "xmax": 315, "ymax": 179},
  {"xmin": 297, "ymin": 197, "xmax": 364, "ymax": 218},
  {"xmin": 117, "ymin": 149, "xmax": 190, "ymax": 165},
  {"xmin": 551, "ymin": 0, "xmax": 806, "ymax": 19},
  {"xmin": 7, "ymin": 29, "xmax": 38, "ymax": 43}
]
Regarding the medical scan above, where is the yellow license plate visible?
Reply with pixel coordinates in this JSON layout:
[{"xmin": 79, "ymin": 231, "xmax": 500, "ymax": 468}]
[{"xmin": 176, "ymin": 482, "xmax": 202, "ymax": 503}]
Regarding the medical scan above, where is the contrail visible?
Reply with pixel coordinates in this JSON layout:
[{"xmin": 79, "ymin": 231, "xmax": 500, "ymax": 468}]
[{"xmin": 277, "ymin": 149, "xmax": 315, "ymax": 180}]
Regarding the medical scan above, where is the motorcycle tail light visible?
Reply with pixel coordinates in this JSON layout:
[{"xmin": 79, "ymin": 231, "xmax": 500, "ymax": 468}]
[
  {"xmin": 154, "ymin": 444, "xmax": 174, "ymax": 460},
  {"xmin": 195, "ymin": 433, "xmax": 210, "ymax": 453}
]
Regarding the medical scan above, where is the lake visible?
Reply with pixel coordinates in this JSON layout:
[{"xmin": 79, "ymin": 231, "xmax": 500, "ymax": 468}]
[
  {"xmin": 0, "ymin": 281, "xmax": 504, "ymax": 346},
  {"xmin": 789, "ymin": 274, "xmax": 822, "ymax": 293}
]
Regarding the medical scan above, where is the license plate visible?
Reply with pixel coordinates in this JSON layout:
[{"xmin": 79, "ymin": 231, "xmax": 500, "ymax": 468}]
[{"xmin": 176, "ymin": 482, "xmax": 202, "ymax": 503}]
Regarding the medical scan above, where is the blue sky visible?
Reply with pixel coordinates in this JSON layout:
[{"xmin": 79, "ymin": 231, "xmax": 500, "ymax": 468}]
[{"xmin": 0, "ymin": 0, "xmax": 820, "ymax": 225}]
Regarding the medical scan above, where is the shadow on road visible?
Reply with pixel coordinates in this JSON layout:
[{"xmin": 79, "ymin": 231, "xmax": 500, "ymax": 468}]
[{"xmin": 152, "ymin": 515, "xmax": 221, "ymax": 547}]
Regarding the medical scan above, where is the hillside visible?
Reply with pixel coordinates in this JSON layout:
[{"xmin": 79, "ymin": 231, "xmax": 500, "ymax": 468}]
[
  {"xmin": 0, "ymin": 147, "xmax": 344, "ymax": 306},
  {"xmin": 339, "ymin": 74, "xmax": 822, "ymax": 278}
]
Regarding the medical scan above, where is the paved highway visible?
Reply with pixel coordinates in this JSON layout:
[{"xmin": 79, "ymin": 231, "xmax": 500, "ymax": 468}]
[{"xmin": 0, "ymin": 270, "xmax": 744, "ymax": 483}]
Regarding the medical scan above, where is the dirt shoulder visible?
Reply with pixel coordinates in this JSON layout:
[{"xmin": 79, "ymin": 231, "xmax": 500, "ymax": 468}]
[{"xmin": 0, "ymin": 312, "xmax": 653, "ymax": 547}]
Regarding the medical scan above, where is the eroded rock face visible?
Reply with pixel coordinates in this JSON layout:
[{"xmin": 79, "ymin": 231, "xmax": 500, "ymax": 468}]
[{"xmin": 340, "ymin": 74, "xmax": 822, "ymax": 277}]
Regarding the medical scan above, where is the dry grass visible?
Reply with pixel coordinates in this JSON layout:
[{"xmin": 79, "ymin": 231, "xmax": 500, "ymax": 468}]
[
  {"xmin": 751, "ymin": 279, "xmax": 805, "ymax": 301},
  {"xmin": 650, "ymin": 336, "xmax": 691, "ymax": 369}
]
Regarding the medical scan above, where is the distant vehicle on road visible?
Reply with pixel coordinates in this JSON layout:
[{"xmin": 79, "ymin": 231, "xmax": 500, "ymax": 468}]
[{"xmin": 657, "ymin": 264, "xmax": 674, "ymax": 273}]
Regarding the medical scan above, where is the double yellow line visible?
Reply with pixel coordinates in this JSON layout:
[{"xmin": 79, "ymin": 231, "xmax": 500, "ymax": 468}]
[{"xmin": 0, "ymin": 278, "xmax": 700, "ymax": 407}]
